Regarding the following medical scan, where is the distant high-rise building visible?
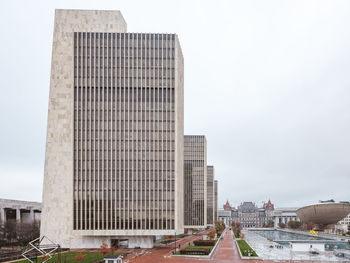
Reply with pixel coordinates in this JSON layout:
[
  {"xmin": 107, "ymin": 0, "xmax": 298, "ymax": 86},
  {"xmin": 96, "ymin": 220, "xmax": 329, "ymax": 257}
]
[
  {"xmin": 206, "ymin": 166, "xmax": 214, "ymax": 226},
  {"xmin": 41, "ymin": 9, "xmax": 184, "ymax": 248},
  {"xmin": 214, "ymin": 180, "xmax": 218, "ymax": 222},
  {"xmin": 184, "ymin": 135, "xmax": 207, "ymax": 228}
]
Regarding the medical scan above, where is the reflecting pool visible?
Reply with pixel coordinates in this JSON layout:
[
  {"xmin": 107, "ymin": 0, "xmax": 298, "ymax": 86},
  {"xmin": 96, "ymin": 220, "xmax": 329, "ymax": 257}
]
[{"xmin": 251, "ymin": 229, "xmax": 330, "ymax": 241}]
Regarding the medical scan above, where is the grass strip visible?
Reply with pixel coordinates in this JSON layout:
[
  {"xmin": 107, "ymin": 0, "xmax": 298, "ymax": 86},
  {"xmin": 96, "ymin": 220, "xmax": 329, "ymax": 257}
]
[
  {"xmin": 236, "ymin": 240, "xmax": 258, "ymax": 257},
  {"xmin": 13, "ymin": 251, "xmax": 123, "ymax": 263}
]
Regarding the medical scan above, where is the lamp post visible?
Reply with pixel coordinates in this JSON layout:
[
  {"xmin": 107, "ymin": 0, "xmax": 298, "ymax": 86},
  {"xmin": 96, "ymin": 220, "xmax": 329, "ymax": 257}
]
[{"xmin": 174, "ymin": 231, "xmax": 176, "ymax": 254}]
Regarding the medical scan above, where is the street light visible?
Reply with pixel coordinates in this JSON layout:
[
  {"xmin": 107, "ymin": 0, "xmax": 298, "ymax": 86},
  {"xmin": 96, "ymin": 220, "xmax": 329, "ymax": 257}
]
[{"xmin": 174, "ymin": 231, "xmax": 176, "ymax": 254}]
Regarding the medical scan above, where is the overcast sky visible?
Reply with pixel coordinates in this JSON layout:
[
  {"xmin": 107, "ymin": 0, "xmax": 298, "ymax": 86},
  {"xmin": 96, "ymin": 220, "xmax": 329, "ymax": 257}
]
[{"xmin": 0, "ymin": 0, "xmax": 349, "ymax": 208}]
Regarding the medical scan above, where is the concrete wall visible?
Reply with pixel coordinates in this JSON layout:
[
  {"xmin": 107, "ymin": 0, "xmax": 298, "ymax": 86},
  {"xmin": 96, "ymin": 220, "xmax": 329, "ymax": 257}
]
[
  {"xmin": 175, "ymin": 34, "xmax": 185, "ymax": 233},
  {"xmin": 41, "ymin": 9, "xmax": 127, "ymax": 248}
]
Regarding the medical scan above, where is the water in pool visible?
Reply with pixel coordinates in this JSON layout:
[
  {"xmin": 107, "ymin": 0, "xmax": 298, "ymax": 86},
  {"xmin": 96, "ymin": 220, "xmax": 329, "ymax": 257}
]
[{"xmin": 251, "ymin": 229, "xmax": 329, "ymax": 241}]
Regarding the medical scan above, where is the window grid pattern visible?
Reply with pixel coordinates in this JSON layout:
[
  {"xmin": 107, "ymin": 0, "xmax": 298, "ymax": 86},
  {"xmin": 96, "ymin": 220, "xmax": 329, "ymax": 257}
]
[
  {"xmin": 207, "ymin": 166, "xmax": 214, "ymax": 225},
  {"xmin": 339, "ymin": 213, "xmax": 350, "ymax": 225},
  {"xmin": 184, "ymin": 135, "xmax": 207, "ymax": 227},
  {"xmin": 73, "ymin": 32, "xmax": 177, "ymax": 231},
  {"xmin": 214, "ymin": 180, "xmax": 218, "ymax": 222}
]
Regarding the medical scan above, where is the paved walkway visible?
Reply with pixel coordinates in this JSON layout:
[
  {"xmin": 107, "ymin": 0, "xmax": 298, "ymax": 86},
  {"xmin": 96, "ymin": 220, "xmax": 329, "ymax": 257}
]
[
  {"xmin": 127, "ymin": 229, "xmax": 247, "ymax": 263},
  {"xmin": 210, "ymin": 228, "xmax": 242, "ymax": 263},
  {"xmin": 126, "ymin": 229, "xmax": 212, "ymax": 263}
]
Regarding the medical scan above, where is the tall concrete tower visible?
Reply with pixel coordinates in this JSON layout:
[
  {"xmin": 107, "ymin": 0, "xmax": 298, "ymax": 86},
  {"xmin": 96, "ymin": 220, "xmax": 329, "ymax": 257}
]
[
  {"xmin": 183, "ymin": 135, "xmax": 207, "ymax": 228},
  {"xmin": 206, "ymin": 166, "xmax": 214, "ymax": 227},
  {"xmin": 41, "ymin": 9, "xmax": 184, "ymax": 248},
  {"xmin": 214, "ymin": 180, "xmax": 218, "ymax": 222}
]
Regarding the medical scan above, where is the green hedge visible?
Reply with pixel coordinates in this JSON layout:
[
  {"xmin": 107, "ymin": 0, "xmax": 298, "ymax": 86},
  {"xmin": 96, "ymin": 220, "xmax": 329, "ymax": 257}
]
[
  {"xmin": 193, "ymin": 240, "xmax": 216, "ymax": 246},
  {"xmin": 179, "ymin": 248, "xmax": 210, "ymax": 255},
  {"xmin": 236, "ymin": 240, "xmax": 258, "ymax": 257}
]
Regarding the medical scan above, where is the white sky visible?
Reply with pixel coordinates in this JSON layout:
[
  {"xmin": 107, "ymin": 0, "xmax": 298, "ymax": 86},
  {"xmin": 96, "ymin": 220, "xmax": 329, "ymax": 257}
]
[{"xmin": 0, "ymin": 0, "xmax": 350, "ymax": 208}]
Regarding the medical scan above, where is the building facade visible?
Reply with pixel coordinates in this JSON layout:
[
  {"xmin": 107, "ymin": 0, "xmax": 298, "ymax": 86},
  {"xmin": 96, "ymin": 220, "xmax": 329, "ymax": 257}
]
[
  {"xmin": 41, "ymin": 9, "xmax": 184, "ymax": 249},
  {"xmin": 206, "ymin": 166, "xmax": 214, "ymax": 226},
  {"xmin": 336, "ymin": 213, "xmax": 350, "ymax": 233},
  {"xmin": 338, "ymin": 213, "xmax": 350, "ymax": 226},
  {"xmin": 263, "ymin": 199, "xmax": 275, "ymax": 225},
  {"xmin": 0, "ymin": 199, "xmax": 41, "ymax": 226},
  {"xmin": 218, "ymin": 200, "xmax": 300, "ymax": 228},
  {"xmin": 237, "ymin": 202, "xmax": 266, "ymax": 228},
  {"xmin": 218, "ymin": 201, "xmax": 233, "ymax": 226},
  {"xmin": 273, "ymin": 207, "xmax": 299, "ymax": 228},
  {"xmin": 184, "ymin": 135, "xmax": 207, "ymax": 228},
  {"xmin": 214, "ymin": 180, "xmax": 218, "ymax": 222}
]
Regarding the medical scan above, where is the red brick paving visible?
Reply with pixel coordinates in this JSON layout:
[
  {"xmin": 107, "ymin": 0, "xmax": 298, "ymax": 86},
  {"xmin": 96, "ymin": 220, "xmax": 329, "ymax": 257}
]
[{"xmin": 126, "ymin": 229, "xmax": 336, "ymax": 263}]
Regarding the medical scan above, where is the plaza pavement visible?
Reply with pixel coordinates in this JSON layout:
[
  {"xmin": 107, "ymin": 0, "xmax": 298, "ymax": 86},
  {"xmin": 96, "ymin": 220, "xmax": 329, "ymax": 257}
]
[{"xmin": 126, "ymin": 229, "xmax": 339, "ymax": 263}]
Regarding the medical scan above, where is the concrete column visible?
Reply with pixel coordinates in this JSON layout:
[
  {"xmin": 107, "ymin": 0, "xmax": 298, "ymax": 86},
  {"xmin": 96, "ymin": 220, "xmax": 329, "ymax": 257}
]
[
  {"xmin": 30, "ymin": 209, "xmax": 35, "ymax": 224},
  {"xmin": 274, "ymin": 217, "xmax": 278, "ymax": 228},
  {"xmin": 0, "ymin": 208, "xmax": 5, "ymax": 224},
  {"xmin": 16, "ymin": 208, "xmax": 21, "ymax": 222}
]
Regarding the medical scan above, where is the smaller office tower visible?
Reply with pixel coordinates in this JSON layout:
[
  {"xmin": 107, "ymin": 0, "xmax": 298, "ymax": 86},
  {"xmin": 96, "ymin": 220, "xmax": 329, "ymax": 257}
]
[
  {"xmin": 184, "ymin": 135, "xmax": 207, "ymax": 228},
  {"xmin": 206, "ymin": 166, "xmax": 214, "ymax": 226},
  {"xmin": 214, "ymin": 180, "xmax": 218, "ymax": 222}
]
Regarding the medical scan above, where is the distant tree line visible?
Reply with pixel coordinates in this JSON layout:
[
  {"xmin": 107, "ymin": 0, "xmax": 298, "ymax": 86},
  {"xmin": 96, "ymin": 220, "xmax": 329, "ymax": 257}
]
[{"xmin": 0, "ymin": 221, "xmax": 39, "ymax": 248}]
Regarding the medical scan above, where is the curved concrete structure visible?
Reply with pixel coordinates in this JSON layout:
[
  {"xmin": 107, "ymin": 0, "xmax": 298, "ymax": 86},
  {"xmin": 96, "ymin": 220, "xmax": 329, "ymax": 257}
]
[{"xmin": 296, "ymin": 203, "xmax": 350, "ymax": 225}]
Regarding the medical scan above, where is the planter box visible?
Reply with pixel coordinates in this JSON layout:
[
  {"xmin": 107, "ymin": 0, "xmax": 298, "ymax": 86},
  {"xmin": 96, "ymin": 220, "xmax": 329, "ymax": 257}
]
[
  {"xmin": 235, "ymin": 239, "xmax": 260, "ymax": 260},
  {"xmin": 173, "ymin": 229, "xmax": 224, "ymax": 259},
  {"xmin": 180, "ymin": 248, "xmax": 210, "ymax": 255},
  {"xmin": 193, "ymin": 240, "xmax": 216, "ymax": 246}
]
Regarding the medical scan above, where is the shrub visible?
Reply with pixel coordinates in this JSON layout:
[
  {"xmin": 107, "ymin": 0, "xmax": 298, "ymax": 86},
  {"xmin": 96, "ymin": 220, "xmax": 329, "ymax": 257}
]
[
  {"xmin": 288, "ymin": 221, "xmax": 301, "ymax": 229},
  {"xmin": 278, "ymin": 222, "xmax": 286, "ymax": 228},
  {"xmin": 193, "ymin": 240, "xmax": 216, "ymax": 246},
  {"xmin": 307, "ymin": 222, "xmax": 315, "ymax": 230},
  {"xmin": 180, "ymin": 248, "xmax": 210, "ymax": 255},
  {"xmin": 267, "ymin": 220, "xmax": 274, "ymax": 227},
  {"xmin": 208, "ymin": 230, "xmax": 216, "ymax": 240},
  {"xmin": 214, "ymin": 221, "xmax": 225, "ymax": 235},
  {"xmin": 0, "ymin": 222, "xmax": 39, "ymax": 245},
  {"xmin": 98, "ymin": 241, "xmax": 116, "ymax": 256},
  {"xmin": 75, "ymin": 253, "xmax": 87, "ymax": 261},
  {"xmin": 232, "ymin": 221, "xmax": 242, "ymax": 238},
  {"xmin": 16, "ymin": 223, "xmax": 40, "ymax": 245}
]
